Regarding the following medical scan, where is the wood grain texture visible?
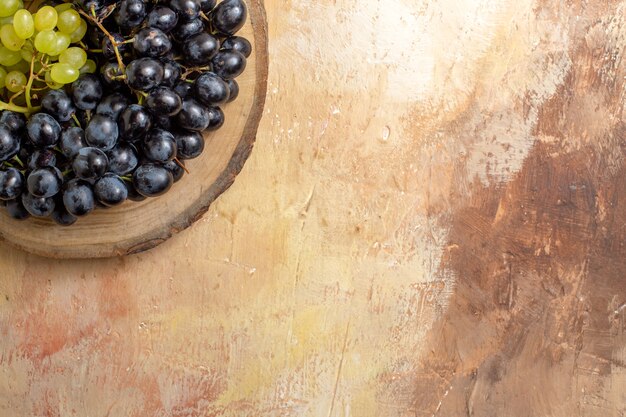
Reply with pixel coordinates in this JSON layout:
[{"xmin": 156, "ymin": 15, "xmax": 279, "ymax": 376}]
[
  {"xmin": 0, "ymin": 0, "xmax": 268, "ymax": 259},
  {"xmin": 1, "ymin": 0, "xmax": 625, "ymax": 416}
]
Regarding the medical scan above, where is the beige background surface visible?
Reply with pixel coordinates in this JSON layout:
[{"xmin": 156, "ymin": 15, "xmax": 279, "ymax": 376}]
[{"xmin": 1, "ymin": 0, "xmax": 626, "ymax": 416}]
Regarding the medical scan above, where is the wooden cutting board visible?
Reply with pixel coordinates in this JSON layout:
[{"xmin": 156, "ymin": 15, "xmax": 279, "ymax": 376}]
[{"xmin": 0, "ymin": 0, "xmax": 268, "ymax": 258}]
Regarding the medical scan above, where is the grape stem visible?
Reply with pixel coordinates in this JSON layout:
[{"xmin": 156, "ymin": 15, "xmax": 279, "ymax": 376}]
[
  {"xmin": 174, "ymin": 158, "xmax": 190, "ymax": 174},
  {"xmin": 71, "ymin": 113, "xmax": 82, "ymax": 128},
  {"xmin": 78, "ymin": 6, "xmax": 127, "ymax": 72},
  {"xmin": 25, "ymin": 55, "xmax": 37, "ymax": 110},
  {"xmin": 0, "ymin": 101, "xmax": 39, "ymax": 114},
  {"xmin": 181, "ymin": 65, "xmax": 212, "ymax": 79},
  {"xmin": 12, "ymin": 155, "xmax": 24, "ymax": 168}
]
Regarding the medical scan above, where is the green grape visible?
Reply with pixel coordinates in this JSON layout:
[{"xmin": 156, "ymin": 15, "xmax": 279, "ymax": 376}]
[
  {"xmin": 69, "ymin": 19, "xmax": 87, "ymax": 43},
  {"xmin": 79, "ymin": 58, "xmax": 96, "ymax": 74},
  {"xmin": 0, "ymin": 67, "xmax": 6, "ymax": 88},
  {"xmin": 57, "ymin": 9, "xmax": 80, "ymax": 34},
  {"xmin": 5, "ymin": 59, "xmax": 29, "ymax": 74},
  {"xmin": 19, "ymin": 40, "xmax": 34, "ymax": 62},
  {"xmin": 0, "ymin": 46, "xmax": 22, "ymax": 66},
  {"xmin": 13, "ymin": 9, "xmax": 34, "ymax": 40},
  {"xmin": 0, "ymin": 24, "xmax": 25, "ymax": 51},
  {"xmin": 50, "ymin": 62, "xmax": 78, "ymax": 84},
  {"xmin": 45, "ymin": 69, "xmax": 63, "ymax": 89},
  {"xmin": 54, "ymin": 3, "xmax": 74, "ymax": 14},
  {"xmin": 34, "ymin": 30, "xmax": 56, "ymax": 54},
  {"xmin": 34, "ymin": 6, "xmax": 58, "ymax": 32},
  {"xmin": 20, "ymin": 49, "xmax": 33, "ymax": 62},
  {"xmin": 0, "ymin": 16, "xmax": 14, "ymax": 26},
  {"xmin": 5, "ymin": 70, "xmax": 26, "ymax": 93},
  {"xmin": 0, "ymin": 0, "xmax": 20, "ymax": 18},
  {"xmin": 48, "ymin": 32, "xmax": 71, "ymax": 56},
  {"xmin": 59, "ymin": 46, "xmax": 86, "ymax": 69}
]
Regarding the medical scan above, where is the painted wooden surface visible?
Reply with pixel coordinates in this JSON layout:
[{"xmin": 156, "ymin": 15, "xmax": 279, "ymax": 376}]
[{"xmin": 1, "ymin": 0, "xmax": 625, "ymax": 416}]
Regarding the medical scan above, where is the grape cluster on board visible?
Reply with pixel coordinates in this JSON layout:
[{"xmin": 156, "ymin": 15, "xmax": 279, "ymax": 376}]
[{"xmin": 0, "ymin": 0, "xmax": 249, "ymax": 225}]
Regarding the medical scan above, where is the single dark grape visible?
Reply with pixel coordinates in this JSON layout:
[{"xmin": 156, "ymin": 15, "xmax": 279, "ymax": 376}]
[
  {"xmin": 169, "ymin": 0, "xmax": 200, "ymax": 21},
  {"xmin": 145, "ymin": 86, "xmax": 183, "ymax": 116},
  {"xmin": 51, "ymin": 198, "xmax": 77, "ymax": 226},
  {"xmin": 183, "ymin": 32, "xmax": 218, "ymax": 66},
  {"xmin": 27, "ymin": 149, "xmax": 57, "ymax": 170},
  {"xmin": 211, "ymin": 0, "xmax": 247, "ymax": 36},
  {"xmin": 118, "ymin": 104, "xmax": 152, "ymax": 141},
  {"xmin": 60, "ymin": 127, "xmax": 86, "ymax": 159},
  {"xmin": 72, "ymin": 147, "xmax": 109, "ymax": 180},
  {"xmin": 221, "ymin": 36, "xmax": 252, "ymax": 58},
  {"xmin": 125, "ymin": 58, "xmax": 164, "ymax": 91},
  {"xmin": 62, "ymin": 179, "xmax": 95, "ymax": 216},
  {"xmin": 148, "ymin": 6, "xmax": 179, "ymax": 32},
  {"xmin": 85, "ymin": 115, "xmax": 119, "ymax": 151},
  {"xmin": 143, "ymin": 129, "xmax": 177, "ymax": 163},
  {"xmin": 27, "ymin": 167, "xmax": 63, "ymax": 198},
  {"xmin": 211, "ymin": 50, "xmax": 246, "ymax": 79},
  {"xmin": 96, "ymin": 93, "xmax": 129, "ymax": 120},
  {"xmin": 132, "ymin": 163, "xmax": 173, "ymax": 197},
  {"xmin": 193, "ymin": 72, "xmax": 230, "ymax": 106},
  {"xmin": 115, "ymin": 0, "xmax": 147, "ymax": 30},
  {"xmin": 5, "ymin": 198, "xmax": 30, "ymax": 220},
  {"xmin": 226, "ymin": 79, "xmax": 239, "ymax": 102},
  {"xmin": 106, "ymin": 144, "xmax": 138, "ymax": 175},
  {"xmin": 175, "ymin": 130, "xmax": 204, "ymax": 159},
  {"xmin": 198, "ymin": 0, "xmax": 216, "ymax": 13},
  {"xmin": 40, "ymin": 90, "xmax": 76, "ymax": 123},
  {"xmin": 174, "ymin": 81, "xmax": 193, "ymax": 99},
  {"xmin": 176, "ymin": 99, "xmax": 210, "ymax": 131},
  {"xmin": 100, "ymin": 62, "xmax": 125, "ymax": 90},
  {"xmin": 125, "ymin": 181, "xmax": 147, "ymax": 201},
  {"xmin": 22, "ymin": 193, "xmax": 55, "ymax": 217},
  {"xmin": 94, "ymin": 173, "xmax": 128, "ymax": 207},
  {"xmin": 163, "ymin": 159, "xmax": 185, "ymax": 182},
  {"xmin": 0, "ymin": 127, "xmax": 20, "ymax": 162},
  {"xmin": 0, "ymin": 111, "xmax": 26, "ymax": 133},
  {"xmin": 133, "ymin": 27, "xmax": 172, "ymax": 58},
  {"xmin": 206, "ymin": 106, "xmax": 225, "ymax": 130},
  {"xmin": 172, "ymin": 18, "xmax": 204, "ymax": 41},
  {"xmin": 102, "ymin": 32, "xmax": 130, "ymax": 61},
  {"xmin": 161, "ymin": 60, "xmax": 182, "ymax": 87},
  {"xmin": 0, "ymin": 168, "xmax": 24, "ymax": 200},
  {"xmin": 26, "ymin": 113, "xmax": 61, "ymax": 148},
  {"xmin": 72, "ymin": 74, "xmax": 104, "ymax": 111}
]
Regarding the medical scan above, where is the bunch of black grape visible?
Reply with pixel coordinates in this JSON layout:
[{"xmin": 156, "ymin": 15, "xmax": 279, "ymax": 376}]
[{"xmin": 0, "ymin": 0, "xmax": 250, "ymax": 225}]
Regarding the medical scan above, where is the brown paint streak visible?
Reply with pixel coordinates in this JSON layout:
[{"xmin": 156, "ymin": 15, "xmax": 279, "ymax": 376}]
[{"xmin": 401, "ymin": 2, "xmax": 626, "ymax": 415}]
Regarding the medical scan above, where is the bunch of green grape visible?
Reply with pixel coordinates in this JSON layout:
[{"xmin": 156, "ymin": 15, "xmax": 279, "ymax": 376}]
[{"xmin": 0, "ymin": 0, "xmax": 95, "ymax": 109}]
